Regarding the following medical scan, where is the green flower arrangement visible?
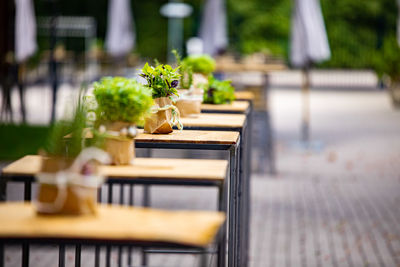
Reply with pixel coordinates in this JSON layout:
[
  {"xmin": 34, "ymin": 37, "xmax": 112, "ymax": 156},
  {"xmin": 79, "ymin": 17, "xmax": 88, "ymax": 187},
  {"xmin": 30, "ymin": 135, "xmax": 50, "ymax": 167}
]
[
  {"xmin": 44, "ymin": 90, "xmax": 104, "ymax": 158},
  {"xmin": 93, "ymin": 77, "xmax": 153, "ymax": 126},
  {"xmin": 139, "ymin": 63, "xmax": 181, "ymax": 98},
  {"xmin": 203, "ymin": 75, "xmax": 235, "ymax": 104},
  {"xmin": 172, "ymin": 50, "xmax": 193, "ymax": 89},
  {"xmin": 182, "ymin": 55, "xmax": 216, "ymax": 75}
]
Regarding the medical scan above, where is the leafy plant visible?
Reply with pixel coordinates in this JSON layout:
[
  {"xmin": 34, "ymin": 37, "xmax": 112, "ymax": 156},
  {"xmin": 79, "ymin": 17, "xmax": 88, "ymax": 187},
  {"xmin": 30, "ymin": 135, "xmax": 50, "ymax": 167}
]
[
  {"xmin": 44, "ymin": 90, "xmax": 103, "ymax": 158},
  {"xmin": 182, "ymin": 55, "xmax": 216, "ymax": 75},
  {"xmin": 93, "ymin": 77, "xmax": 153, "ymax": 125},
  {"xmin": 172, "ymin": 50, "xmax": 193, "ymax": 89},
  {"xmin": 139, "ymin": 63, "xmax": 181, "ymax": 98},
  {"xmin": 203, "ymin": 75, "xmax": 235, "ymax": 104}
]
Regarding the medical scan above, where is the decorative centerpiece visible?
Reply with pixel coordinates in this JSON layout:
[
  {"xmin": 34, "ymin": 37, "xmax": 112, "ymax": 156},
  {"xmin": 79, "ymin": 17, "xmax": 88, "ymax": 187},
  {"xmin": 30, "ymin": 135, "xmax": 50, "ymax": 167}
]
[
  {"xmin": 93, "ymin": 77, "xmax": 153, "ymax": 165},
  {"xmin": 140, "ymin": 63, "xmax": 183, "ymax": 134},
  {"xmin": 172, "ymin": 50, "xmax": 202, "ymax": 117},
  {"xmin": 203, "ymin": 75, "xmax": 236, "ymax": 104},
  {"xmin": 182, "ymin": 54, "xmax": 216, "ymax": 96},
  {"xmin": 36, "ymin": 95, "xmax": 110, "ymax": 215}
]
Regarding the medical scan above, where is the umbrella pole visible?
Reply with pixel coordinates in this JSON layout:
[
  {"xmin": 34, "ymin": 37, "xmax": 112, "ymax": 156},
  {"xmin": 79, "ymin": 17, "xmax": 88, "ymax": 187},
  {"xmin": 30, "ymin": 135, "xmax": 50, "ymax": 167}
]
[{"xmin": 301, "ymin": 65, "xmax": 310, "ymax": 143}]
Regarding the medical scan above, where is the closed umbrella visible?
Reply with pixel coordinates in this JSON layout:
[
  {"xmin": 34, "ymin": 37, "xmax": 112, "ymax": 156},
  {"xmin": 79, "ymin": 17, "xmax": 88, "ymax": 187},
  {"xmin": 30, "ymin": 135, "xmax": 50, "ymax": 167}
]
[
  {"xmin": 105, "ymin": 0, "xmax": 135, "ymax": 58},
  {"xmin": 397, "ymin": 0, "xmax": 400, "ymax": 46},
  {"xmin": 15, "ymin": 0, "xmax": 37, "ymax": 62},
  {"xmin": 199, "ymin": 0, "xmax": 228, "ymax": 56},
  {"xmin": 290, "ymin": 0, "xmax": 330, "ymax": 143}
]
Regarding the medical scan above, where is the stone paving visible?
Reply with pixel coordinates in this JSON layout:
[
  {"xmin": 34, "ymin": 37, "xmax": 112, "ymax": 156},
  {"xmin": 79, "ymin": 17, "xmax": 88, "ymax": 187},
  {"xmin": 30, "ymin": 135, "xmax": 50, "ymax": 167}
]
[{"xmin": 2, "ymin": 82, "xmax": 400, "ymax": 266}]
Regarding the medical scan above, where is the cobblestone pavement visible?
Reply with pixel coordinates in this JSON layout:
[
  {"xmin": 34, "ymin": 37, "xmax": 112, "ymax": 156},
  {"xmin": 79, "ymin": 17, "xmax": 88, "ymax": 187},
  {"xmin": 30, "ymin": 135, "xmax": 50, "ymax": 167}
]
[{"xmin": 2, "ymin": 87, "xmax": 400, "ymax": 267}]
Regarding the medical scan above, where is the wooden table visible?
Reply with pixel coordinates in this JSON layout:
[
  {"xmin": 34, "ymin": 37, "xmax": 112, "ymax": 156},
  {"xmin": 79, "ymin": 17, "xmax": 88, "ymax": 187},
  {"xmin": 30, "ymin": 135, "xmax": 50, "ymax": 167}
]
[
  {"xmin": 2, "ymin": 130, "xmax": 240, "ymax": 267},
  {"xmin": 197, "ymin": 104, "xmax": 253, "ymax": 267},
  {"xmin": 201, "ymin": 101, "xmax": 250, "ymax": 114},
  {"xmin": 1, "ymin": 155, "xmax": 229, "ymax": 267},
  {"xmin": 169, "ymin": 114, "xmax": 248, "ymax": 267},
  {"xmin": 234, "ymin": 91, "xmax": 255, "ymax": 102},
  {"xmin": 0, "ymin": 202, "xmax": 225, "ymax": 267},
  {"xmin": 135, "ymin": 129, "xmax": 240, "ymax": 267}
]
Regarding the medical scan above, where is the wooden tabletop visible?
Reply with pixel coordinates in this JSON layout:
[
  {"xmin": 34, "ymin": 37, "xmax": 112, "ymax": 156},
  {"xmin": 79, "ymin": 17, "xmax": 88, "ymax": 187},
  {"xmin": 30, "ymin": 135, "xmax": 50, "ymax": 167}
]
[
  {"xmin": 2, "ymin": 155, "xmax": 228, "ymax": 182},
  {"xmin": 135, "ymin": 129, "xmax": 239, "ymax": 145},
  {"xmin": 179, "ymin": 114, "xmax": 246, "ymax": 129},
  {"xmin": 0, "ymin": 202, "xmax": 225, "ymax": 247},
  {"xmin": 234, "ymin": 91, "xmax": 255, "ymax": 101},
  {"xmin": 201, "ymin": 101, "xmax": 249, "ymax": 113},
  {"xmin": 215, "ymin": 62, "xmax": 286, "ymax": 73}
]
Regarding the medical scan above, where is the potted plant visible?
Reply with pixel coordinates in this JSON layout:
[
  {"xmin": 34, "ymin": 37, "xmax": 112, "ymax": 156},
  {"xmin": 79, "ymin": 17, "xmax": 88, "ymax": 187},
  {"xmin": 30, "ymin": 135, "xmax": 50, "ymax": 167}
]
[
  {"xmin": 140, "ymin": 63, "xmax": 183, "ymax": 133},
  {"xmin": 203, "ymin": 75, "xmax": 236, "ymax": 104},
  {"xmin": 92, "ymin": 76, "xmax": 153, "ymax": 164},
  {"xmin": 172, "ymin": 50, "xmax": 202, "ymax": 117},
  {"xmin": 182, "ymin": 54, "xmax": 216, "ymax": 96},
  {"xmin": 36, "ymin": 93, "xmax": 110, "ymax": 215}
]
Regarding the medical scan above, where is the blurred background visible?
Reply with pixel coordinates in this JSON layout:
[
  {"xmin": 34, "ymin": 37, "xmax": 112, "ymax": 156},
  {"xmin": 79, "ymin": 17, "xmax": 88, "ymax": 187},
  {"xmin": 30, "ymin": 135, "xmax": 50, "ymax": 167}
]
[{"xmin": 1, "ymin": 0, "xmax": 400, "ymax": 266}]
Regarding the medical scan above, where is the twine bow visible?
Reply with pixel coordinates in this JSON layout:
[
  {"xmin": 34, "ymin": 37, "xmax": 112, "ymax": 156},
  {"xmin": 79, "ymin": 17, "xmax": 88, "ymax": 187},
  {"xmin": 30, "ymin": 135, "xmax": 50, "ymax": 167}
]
[{"xmin": 150, "ymin": 104, "xmax": 183, "ymax": 130}]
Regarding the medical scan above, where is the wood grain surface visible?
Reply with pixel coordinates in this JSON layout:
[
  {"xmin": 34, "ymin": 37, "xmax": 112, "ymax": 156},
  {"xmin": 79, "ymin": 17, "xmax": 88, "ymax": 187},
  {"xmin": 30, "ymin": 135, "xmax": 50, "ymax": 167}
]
[
  {"xmin": 135, "ymin": 129, "xmax": 239, "ymax": 145},
  {"xmin": 180, "ymin": 114, "xmax": 246, "ymax": 128},
  {"xmin": 201, "ymin": 101, "xmax": 249, "ymax": 112},
  {"xmin": 0, "ymin": 202, "xmax": 225, "ymax": 247},
  {"xmin": 234, "ymin": 91, "xmax": 255, "ymax": 101},
  {"xmin": 2, "ymin": 155, "xmax": 228, "ymax": 181}
]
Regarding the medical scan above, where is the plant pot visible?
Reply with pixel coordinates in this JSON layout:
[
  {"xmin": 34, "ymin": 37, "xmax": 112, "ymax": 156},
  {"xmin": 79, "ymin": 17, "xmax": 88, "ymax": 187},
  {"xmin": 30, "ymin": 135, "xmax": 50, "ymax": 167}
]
[
  {"xmin": 192, "ymin": 73, "xmax": 208, "ymax": 98},
  {"xmin": 36, "ymin": 157, "xmax": 102, "ymax": 215},
  {"xmin": 175, "ymin": 90, "xmax": 202, "ymax": 117},
  {"xmin": 103, "ymin": 121, "xmax": 135, "ymax": 165},
  {"xmin": 104, "ymin": 137, "xmax": 134, "ymax": 165},
  {"xmin": 144, "ymin": 97, "xmax": 174, "ymax": 134}
]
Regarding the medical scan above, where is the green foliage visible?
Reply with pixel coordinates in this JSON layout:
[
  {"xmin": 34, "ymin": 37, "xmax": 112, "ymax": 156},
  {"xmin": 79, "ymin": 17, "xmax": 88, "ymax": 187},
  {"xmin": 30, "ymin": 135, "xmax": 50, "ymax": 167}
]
[
  {"xmin": 93, "ymin": 77, "xmax": 153, "ymax": 124},
  {"xmin": 172, "ymin": 50, "xmax": 193, "ymax": 89},
  {"xmin": 203, "ymin": 75, "xmax": 235, "ymax": 104},
  {"xmin": 44, "ymin": 91, "xmax": 103, "ymax": 158},
  {"xmin": 227, "ymin": 0, "xmax": 291, "ymax": 57},
  {"xmin": 139, "ymin": 63, "xmax": 181, "ymax": 98},
  {"xmin": 374, "ymin": 37, "xmax": 400, "ymax": 81},
  {"xmin": 182, "ymin": 55, "xmax": 216, "ymax": 75},
  {"xmin": 0, "ymin": 124, "xmax": 50, "ymax": 160}
]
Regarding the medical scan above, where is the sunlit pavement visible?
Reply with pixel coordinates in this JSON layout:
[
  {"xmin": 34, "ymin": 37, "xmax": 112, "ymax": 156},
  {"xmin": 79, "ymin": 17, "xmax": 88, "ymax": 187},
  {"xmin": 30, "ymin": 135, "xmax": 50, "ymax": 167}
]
[
  {"xmin": 250, "ymin": 88, "xmax": 400, "ymax": 267},
  {"xmin": 2, "ymin": 81, "xmax": 400, "ymax": 266}
]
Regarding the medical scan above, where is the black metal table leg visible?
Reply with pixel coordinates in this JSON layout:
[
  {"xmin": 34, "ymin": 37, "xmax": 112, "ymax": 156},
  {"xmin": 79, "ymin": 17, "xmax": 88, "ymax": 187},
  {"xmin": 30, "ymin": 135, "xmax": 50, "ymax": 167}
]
[
  {"xmin": 228, "ymin": 143, "xmax": 238, "ymax": 267},
  {"xmin": 141, "ymin": 185, "xmax": 151, "ymax": 266},
  {"xmin": 106, "ymin": 184, "xmax": 113, "ymax": 267},
  {"xmin": 217, "ymin": 181, "xmax": 227, "ymax": 267},
  {"xmin": 0, "ymin": 241, "xmax": 4, "ymax": 267},
  {"xmin": 59, "ymin": 245, "xmax": 65, "ymax": 267},
  {"xmin": 24, "ymin": 180, "xmax": 31, "ymax": 201},
  {"xmin": 75, "ymin": 244, "xmax": 81, "ymax": 267},
  {"xmin": 0, "ymin": 176, "xmax": 7, "ymax": 202}
]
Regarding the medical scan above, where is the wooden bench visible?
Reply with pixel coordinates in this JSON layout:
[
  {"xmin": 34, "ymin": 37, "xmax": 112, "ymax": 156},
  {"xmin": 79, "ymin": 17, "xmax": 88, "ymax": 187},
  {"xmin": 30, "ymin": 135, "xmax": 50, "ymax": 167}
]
[{"xmin": 0, "ymin": 202, "xmax": 225, "ymax": 267}]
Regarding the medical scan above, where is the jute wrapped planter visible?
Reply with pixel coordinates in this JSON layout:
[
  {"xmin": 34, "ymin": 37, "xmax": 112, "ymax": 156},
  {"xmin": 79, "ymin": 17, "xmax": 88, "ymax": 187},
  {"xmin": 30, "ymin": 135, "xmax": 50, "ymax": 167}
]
[
  {"xmin": 103, "ymin": 121, "xmax": 135, "ymax": 165},
  {"xmin": 144, "ymin": 97, "xmax": 175, "ymax": 134},
  {"xmin": 36, "ymin": 149, "xmax": 108, "ymax": 215},
  {"xmin": 175, "ymin": 89, "xmax": 202, "ymax": 118}
]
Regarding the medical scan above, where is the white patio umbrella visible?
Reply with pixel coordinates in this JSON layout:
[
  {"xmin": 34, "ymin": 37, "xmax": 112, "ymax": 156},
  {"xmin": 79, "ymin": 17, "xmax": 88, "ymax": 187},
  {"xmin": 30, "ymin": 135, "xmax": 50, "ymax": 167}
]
[
  {"xmin": 199, "ymin": 0, "xmax": 228, "ymax": 56},
  {"xmin": 290, "ymin": 0, "xmax": 330, "ymax": 143},
  {"xmin": 15, "ymin": 0, "xmax": 37, "ymax": 62},
  {"xmin": 105, "ymin": 0, "xmax": 135, "ymax": 58},
  {"xmin": 397, "ymin": 0, "xmax": 400, "ymax": 46}
]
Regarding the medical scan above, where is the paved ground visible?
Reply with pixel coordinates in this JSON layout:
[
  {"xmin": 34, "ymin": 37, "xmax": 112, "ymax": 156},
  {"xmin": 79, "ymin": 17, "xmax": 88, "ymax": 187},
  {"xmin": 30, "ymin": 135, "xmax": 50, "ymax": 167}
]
[{"xmin": 2, "ymin": 76, "xmax": 400, "ymax": 266}]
